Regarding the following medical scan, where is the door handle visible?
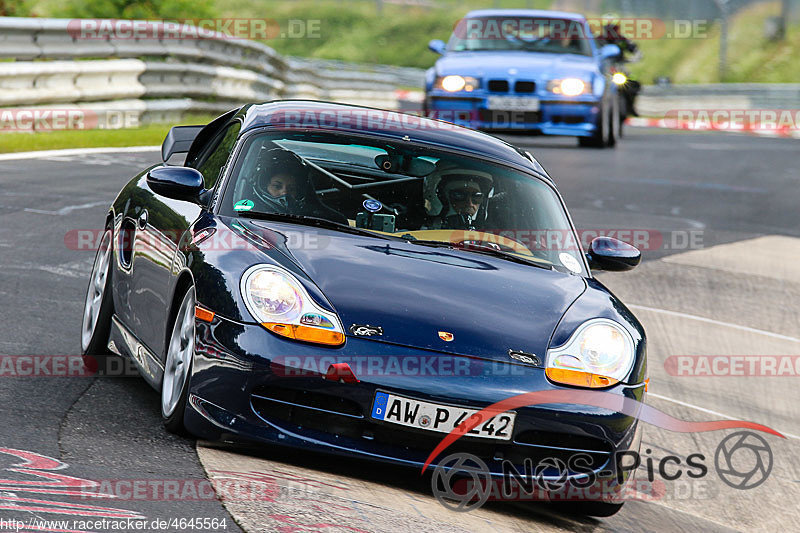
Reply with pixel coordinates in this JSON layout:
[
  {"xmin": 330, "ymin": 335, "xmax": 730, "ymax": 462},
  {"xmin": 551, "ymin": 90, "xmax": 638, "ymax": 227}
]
[{"xmin": 137, "ymin": 210, "xmax": 148, "ymax": 230}]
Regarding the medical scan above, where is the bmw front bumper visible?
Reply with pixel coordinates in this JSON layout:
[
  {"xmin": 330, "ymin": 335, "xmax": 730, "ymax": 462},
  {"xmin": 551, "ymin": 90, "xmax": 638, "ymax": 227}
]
[{"xmin": 426, "ymin": 92, "xmax": 602, "ymax": 137}]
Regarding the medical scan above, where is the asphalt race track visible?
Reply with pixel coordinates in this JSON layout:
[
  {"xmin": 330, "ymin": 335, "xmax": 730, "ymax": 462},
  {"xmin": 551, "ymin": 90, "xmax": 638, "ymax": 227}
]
[{"xmin": 1, "ymin": 127, "xmax": 798, "ymax": 532}]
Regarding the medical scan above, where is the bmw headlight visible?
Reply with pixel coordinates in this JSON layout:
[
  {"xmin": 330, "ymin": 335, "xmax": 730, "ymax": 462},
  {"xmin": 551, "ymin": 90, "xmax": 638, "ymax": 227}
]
[
  {"xmin": 546, "ymin": 78, "xmax": 590, "ymax": 96},
  {"xmin": 546, "ymin": 319, "xmax": 635, "ymax": 388},
  {"xmin": 241, "ymin": 265, "xmax": 345, "ymax": 346},
  {"xmin": 435, "ymin": 75, "xmax": 480, "ymax": 92}
]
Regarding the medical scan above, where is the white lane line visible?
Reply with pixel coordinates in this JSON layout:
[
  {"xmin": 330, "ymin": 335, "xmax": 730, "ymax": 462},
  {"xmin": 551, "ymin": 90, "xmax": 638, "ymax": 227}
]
[
  {"xmin": 0, "ymin": 146, "xmax": 160, "ymax": 161},
  {"xmin": 628, "ymin": 304, "xmax": 800, "ymax": 343},
  {"xmin": 648, "ymin": 392, "xmax": 800, "ymax": 441},
  {"xmin": 630, "ymin": 303, "xmax": 800, "ymax": 440}
]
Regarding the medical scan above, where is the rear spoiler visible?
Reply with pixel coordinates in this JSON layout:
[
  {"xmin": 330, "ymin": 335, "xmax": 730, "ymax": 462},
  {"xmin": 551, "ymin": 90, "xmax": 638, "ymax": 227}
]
[{"xmin": 161, "ymin": 125, "xmax": 204, "ymax": 162}]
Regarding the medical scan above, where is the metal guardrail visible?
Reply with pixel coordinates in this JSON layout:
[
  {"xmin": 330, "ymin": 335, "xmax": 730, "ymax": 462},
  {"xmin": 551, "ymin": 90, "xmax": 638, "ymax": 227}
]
[
  {"xmin": 0, "ymin": 17, "xmax": 426, "ymax": 128},
  {"xmin": 638, "ymin": 83, "xmax": 800, "ymax": 116},
  {"xmin": 2, "ymin": 17, "xmax": 798, "ymax": 130}
]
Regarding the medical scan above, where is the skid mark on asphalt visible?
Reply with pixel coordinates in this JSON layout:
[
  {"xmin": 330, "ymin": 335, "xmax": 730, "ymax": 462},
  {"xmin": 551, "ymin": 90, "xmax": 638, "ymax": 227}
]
[
  {"xmin": 5, "ymin": 259, "xmax": 93, "ymax": 280},
  {"xmin": 24, "ymin": 201, "xmax": 111, "ymax": 216}
]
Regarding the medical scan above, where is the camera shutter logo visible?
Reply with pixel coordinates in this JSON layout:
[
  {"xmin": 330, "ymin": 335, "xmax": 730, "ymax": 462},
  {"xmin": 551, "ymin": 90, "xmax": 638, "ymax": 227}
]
[
  {"xmin": 714, "ymin": 431, "xmax": 773, "ymax": 490},
  {"xmin": 431, "ymin": 453, "xmax": 492, "ymax": 512}
]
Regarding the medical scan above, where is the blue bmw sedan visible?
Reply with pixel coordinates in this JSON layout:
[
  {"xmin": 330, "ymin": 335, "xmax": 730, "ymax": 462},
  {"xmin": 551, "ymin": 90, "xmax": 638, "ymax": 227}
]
[{"xmin": 425, "ymin": 10, "xmax": 624, "ymax": 147}]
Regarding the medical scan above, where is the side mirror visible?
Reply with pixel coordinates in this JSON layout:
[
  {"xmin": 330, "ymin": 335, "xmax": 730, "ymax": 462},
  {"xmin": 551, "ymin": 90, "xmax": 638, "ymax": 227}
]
[
  {"xmin": 586, "ymin": 236, "xmax": 641, "ymax": 271},
  {"xmin": 147, "ymin": 166, "xmax": 206, "ymax": 202},
  {"xmin": 428, "ymin": 39, "xmax": 446, "ymax": 55},
  {"xmin": 599, "ymin": 43, "xmax": 622, "ymax": 61}
]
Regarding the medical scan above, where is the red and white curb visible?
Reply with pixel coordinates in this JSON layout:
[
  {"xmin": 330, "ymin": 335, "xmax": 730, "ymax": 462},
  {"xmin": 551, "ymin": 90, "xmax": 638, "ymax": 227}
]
[{"xmin": 626, "ymin": 117, "xmax": 800, "ymax": 139}]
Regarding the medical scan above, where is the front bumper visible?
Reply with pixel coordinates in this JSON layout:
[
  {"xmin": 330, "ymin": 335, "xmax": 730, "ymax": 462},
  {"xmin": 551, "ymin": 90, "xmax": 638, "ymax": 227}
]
[
  {"xmin": 426, "ymin": 92, "xmax": 602, "ymax": 136},
  {"xmin": 187, "ymin": 315, "xmax": 643, "ymax": 486}
]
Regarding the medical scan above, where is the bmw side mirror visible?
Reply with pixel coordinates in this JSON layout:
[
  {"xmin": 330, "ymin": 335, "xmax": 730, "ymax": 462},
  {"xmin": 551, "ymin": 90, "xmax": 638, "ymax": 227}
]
[
  {"xmin": 599, "ymin": 44, "xmax": 622, "ymax": 61},
  {"xmin": 428, "ymin": 39, "xmax": 446, "ymax": 55},
  {"xmin": 147, "ymin": 166, "xmax": 207, "ymax": 203},
  {"xmin": 586, "ymin": 236, "xmax": 641, "ymax": 271}
]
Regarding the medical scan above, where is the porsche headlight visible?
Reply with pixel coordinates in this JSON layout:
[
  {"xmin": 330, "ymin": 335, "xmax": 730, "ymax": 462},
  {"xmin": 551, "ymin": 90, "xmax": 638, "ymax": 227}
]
[
  {"xmin": 612, "ymin": 72, "xmax": 628, "ymax": 85},
  {"xmin": 435, "ymin": 75, "xmax": 479, "ymax": 92},
  {"xmin": 546, "ymin": 319, "xmax": 635, "ymax": 388},
  {"xmin": 241, "ymin": 265, "xmax": 345, "ymax": 346},
  {"xmin": 547, "ymin": 78, "xmax": 590, "ymax": 96}
]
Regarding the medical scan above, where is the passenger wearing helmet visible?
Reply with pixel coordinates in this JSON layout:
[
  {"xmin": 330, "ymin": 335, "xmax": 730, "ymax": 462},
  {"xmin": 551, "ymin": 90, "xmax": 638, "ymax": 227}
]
[{"xmin": 424, "ymin": 168, "xmax": 493, "ymax": 230}]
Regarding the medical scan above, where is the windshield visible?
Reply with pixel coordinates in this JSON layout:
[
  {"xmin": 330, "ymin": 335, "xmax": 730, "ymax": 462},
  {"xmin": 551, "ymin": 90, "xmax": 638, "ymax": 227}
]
[
  {"xmin": 220, "ymin": 130, "xmax": 587, "ymax": 275},
  {"xmin": 447, "ymin": 16, "xmax": 593, "ymax": 56}
]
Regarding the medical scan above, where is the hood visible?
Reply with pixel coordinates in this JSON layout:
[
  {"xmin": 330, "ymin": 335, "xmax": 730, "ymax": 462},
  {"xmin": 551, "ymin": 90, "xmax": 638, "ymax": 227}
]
[
  {"xmin": 435, "ymin": 51, "xmax": 598, "ymax": 81},
  {"xmin": 247, "ymin": 221, "xmax": 587, "ymax": 364}
]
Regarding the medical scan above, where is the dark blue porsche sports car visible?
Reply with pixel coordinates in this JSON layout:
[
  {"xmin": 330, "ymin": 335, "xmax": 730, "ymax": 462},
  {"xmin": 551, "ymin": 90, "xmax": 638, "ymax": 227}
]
[
  {"xmin": 425, "ymin": 9, "xmax": 624, "ymax": 147},
  {"xmin": 81, "ymin": 101, "xmax": 646, "ymax": 516}
]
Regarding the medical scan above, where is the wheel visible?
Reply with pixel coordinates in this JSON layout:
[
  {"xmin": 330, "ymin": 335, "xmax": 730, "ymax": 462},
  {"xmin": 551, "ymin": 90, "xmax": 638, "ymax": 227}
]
[
  {"xmin": 578, "ymin": 102, "xmax": 614, "ymax": 148},
  {"xmin": 550, "ymin": 500, "xmax": 625, "ymax": 517},
  {"xmin": 80, "ymin": 227, "xmax": 114, "ymax": 366},
  {"xmin": 609, "ymin": 96, "xmax": 620, "ymax": 147},
  {"xmin": 161, "ymin": 286, "xmax": 195, "ymax": 434}
]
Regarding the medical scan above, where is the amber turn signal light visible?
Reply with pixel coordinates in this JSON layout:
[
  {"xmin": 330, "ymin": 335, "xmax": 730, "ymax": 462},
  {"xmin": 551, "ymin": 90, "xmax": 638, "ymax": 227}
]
[
  {"xmin": 195, "ymin": 306, "xmax": 215, "ymax": 322},
  {"xmin": 263, "ymin": 322, "xmax": 345, "ymax": 346},
  {"xmin": 546, "ymin": 367, "xmax": 619, "ymax": 388}
]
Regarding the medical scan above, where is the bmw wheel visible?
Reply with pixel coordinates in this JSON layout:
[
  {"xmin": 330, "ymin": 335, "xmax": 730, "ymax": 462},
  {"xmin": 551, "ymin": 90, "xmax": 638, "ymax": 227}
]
[{"xmin": 578, "ymin": 102, "xmax": 614, "ymax": 148}]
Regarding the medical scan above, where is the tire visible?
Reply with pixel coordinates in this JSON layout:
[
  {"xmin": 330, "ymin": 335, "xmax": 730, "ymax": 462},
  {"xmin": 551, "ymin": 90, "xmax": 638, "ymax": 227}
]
[
  {"xmin": 578, "ymin": 101, "xmax": 614, "ymax": 149},
  {"xmin": 609, "ymin": 96, "xmax": 620, "ymax": 147},
  {"xmin": 161, "ymin": 286, "xmax": 196, "ymax": 434},
  {"xmin": 550, "ymin": 500, "xmax": 625, "ymax": 517},
  {"xmin": 80, "ymin": 227, "xmax": 115, "ymax": 371}
]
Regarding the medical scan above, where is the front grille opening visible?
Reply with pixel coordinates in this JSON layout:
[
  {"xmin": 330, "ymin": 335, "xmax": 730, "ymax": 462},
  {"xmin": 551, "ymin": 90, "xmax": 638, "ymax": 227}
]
[
  {"xmin": 251, "ymin": 386, "xmax": 363, "ymax": 418},
  {"xmin": 551, "ymin": 115, "xmax": 585, "ymax": 124},
  {"xmin": 515, "ymin": 81, "xmax": 536, "ymax": 93},
  {"xmin": 515, "ymin": 430, "xmax": 613, "ymax": 453},
  {"xmin": 488, "ymin": 79, "xmax": 509, "ymax": 92},
  {"xmin": 478, "ymin": 110, "xmax": 541, "ymax": 125}
]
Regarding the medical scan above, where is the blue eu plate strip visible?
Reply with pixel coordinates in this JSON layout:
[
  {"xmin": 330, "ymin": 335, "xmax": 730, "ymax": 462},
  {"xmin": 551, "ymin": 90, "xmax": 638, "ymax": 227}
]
[{"xmin": 371, "ymin": 391, "xmax": 389, "ymax": 420}]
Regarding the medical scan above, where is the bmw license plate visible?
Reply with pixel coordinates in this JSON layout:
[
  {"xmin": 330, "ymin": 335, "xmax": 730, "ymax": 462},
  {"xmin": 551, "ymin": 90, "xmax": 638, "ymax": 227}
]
[
  {"xmin": 487, "ymin": 96, "xmax": 540, "ymax": 111},
  {"xmin": 371, "ymin": 391, "xmax": 515, "ymax": 440}
]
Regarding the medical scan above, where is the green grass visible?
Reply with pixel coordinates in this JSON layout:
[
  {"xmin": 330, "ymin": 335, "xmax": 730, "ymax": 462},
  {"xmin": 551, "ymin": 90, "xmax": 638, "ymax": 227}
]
[
  {"xmin": 630, "ymin": 1, "xmax": 800, "ymax": 83},
  {"xmin": 216, "ymin": 0, "xmax": 552, "ymax": 69},
  {"xmin": 0, "ymin": 114, "xmax": 217, "ymax": 154}
]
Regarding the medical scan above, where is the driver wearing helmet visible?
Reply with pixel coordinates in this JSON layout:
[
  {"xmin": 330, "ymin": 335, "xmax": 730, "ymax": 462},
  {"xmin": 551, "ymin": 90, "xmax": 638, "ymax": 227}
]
[
  {"xmin": 253, "ymin": 147, "xmax": 306, "ymax": 213},
  {"xmin": 424, "ymin": 168, "xmax": 493, "ymax": 230},
  {"xmin": 246, "ymin": 145, "xmax": 349, "ymax": 224}
]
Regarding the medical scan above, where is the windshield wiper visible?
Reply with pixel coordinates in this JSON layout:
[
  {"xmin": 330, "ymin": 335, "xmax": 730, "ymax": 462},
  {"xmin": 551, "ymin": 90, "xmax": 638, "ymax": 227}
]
[
  {"xmin": 236, "ymin": 211, "xmax": 398, "ymax": 240},
  {"xmin": 404, "ymin": 239, "xmax": 552, "ymax": 270}
]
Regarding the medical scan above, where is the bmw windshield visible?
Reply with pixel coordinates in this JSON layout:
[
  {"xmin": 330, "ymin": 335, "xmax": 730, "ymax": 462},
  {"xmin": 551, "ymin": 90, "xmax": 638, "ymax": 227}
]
[
  {"xmin": 447, "ymin": 16, "xmax": 593, "ymax": 56},
  {"xmin": 220, "ymin": 130, "xmax": 587, "ymax": 275}
]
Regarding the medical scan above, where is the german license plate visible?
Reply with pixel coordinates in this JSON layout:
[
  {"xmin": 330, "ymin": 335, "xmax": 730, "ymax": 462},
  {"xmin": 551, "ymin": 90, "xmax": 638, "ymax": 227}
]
[
  {"xmin": 371, "ymin": 391, "xmax": 515, "ymax": 440},
  {"xmin": 487, "ymin": 96, "xmax": 540, "ymax": 111}
]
